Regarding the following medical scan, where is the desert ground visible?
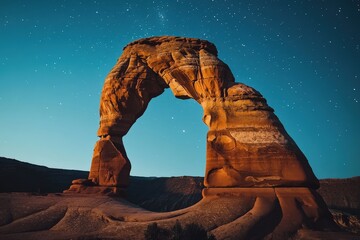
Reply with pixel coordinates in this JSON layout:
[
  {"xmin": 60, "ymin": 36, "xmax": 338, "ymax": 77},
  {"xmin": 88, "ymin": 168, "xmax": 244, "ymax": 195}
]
[{"xmin": 0, "ymin": 157, "xmax": 359, "ymax": 240}]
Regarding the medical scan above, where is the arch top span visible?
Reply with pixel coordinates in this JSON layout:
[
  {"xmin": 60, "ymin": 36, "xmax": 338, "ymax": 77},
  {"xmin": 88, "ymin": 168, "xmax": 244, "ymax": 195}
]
[
  {"xmin": 98, "ymin": 36, "xmax": 267, "ymax": 137},
  {"xmin": 66, "ymin": 36, "xmax": 319, "ymax": 195},
  {"xmin": 123, "ymin": 36, "xmax": 218, "ymax": 56}
]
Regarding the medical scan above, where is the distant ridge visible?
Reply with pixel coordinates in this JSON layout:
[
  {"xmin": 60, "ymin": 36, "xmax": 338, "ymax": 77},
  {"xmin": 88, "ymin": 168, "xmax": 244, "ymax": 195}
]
[
  {"xmin": 0, "ymin": 157, "xmax": 203, "ymax": 211},
  {"xmin": 0, "ymin": 157, "xmax": 88, "ymax": 193},
  {"xmin": 0, "ymin": 156, "xmax": 359, "ymax": 214}
]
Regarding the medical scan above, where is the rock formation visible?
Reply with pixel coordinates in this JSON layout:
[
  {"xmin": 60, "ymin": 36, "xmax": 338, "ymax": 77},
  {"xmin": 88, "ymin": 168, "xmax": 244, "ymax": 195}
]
[
  {"xmin": 66, "ymin": 36, "xmax": 318, "ymax": 193},
  {"xmin": 62, "ymin": 36, "xmax": 340, "ymax": 239}
]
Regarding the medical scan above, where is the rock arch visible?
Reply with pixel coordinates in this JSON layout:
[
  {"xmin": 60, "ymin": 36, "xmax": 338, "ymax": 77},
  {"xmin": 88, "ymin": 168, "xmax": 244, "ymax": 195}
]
[
  {"xmin": 62, "ymin": 36, "xmax": 339, "ymax": 239},
  {"xmin": 67, "ymin": 36, "xmax": 318, "ymax": 193}
]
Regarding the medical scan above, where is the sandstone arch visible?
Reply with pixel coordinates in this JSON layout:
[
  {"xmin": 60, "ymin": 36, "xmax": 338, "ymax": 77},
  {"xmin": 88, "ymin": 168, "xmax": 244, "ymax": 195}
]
[
  {"xmin": 67, "ymin": 36, "xmax": 318, "ymax": 193},
  {"xmin": 63, "ymin": 36, "xmax": 339, "ymax": 239}
]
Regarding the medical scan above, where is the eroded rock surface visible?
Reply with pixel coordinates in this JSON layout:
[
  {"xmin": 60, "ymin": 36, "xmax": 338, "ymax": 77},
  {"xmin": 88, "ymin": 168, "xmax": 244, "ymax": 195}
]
[
  {"xmin": 1, "ymin": 158, "xmax": 360, "ymax": 239},
  {"xmin": 66, "ymin": 36, "xmax": 318, "ymax": 192},
  {"xmin": 1, "ymin": 191, "xmax": 354, "ymax": 240},
  {"xmin": 59, "ymin": 36, "xmax": 343, "ymax": 239}
]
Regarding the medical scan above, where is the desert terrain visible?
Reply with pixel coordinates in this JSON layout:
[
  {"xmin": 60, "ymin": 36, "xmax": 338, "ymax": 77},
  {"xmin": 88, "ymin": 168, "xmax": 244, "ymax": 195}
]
[{"xmin": 0, "ymin": 157, "xmax": 359, "ymax": 239}]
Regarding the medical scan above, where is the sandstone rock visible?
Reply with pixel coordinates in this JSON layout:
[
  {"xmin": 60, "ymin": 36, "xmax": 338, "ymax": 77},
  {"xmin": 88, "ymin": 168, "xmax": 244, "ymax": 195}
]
[
  {"xmin": 331, "ymin": 210, "xmax": 360, "ymax": 234},
  {"xmin": 65, "ymin": 137, "xmax": 130, "ymax": 195},
  {"xmin": 0, "ymin": 190, "xmax": 352, "ymax": 240},
  {"xmin": 61, "ymin": 36, "xmax": 338, "ymax": 238},
  {"xmin": 88, "ymin": 138, "xmax": 130, "ymax": 187},
  {"xmin": 68, "ymin": 36, "xmax": 318, "ymax": 191},
  {"xmin": 1, "ymin": 158, "xmax": 358, "ymax": 238}
]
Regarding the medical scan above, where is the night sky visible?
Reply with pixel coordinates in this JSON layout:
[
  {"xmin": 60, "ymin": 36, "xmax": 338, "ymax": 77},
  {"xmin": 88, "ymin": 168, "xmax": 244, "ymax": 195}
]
[{"xmin": 1, "ymin": 0, "xmax": 359, "ymax": 179}]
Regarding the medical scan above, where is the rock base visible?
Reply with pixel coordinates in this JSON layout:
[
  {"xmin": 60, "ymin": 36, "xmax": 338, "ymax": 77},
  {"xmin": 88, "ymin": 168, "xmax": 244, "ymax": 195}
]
[
  {"xmin": 0, "ymin": 188, "xmax": 354, "ymax": 240},
  {"xmin": 64, "ymin": 183, "xmax": 126, "ymax": 197},
  {"xmin": 202, "ymin": 187, "xmax": 338, "ymax": 240}
]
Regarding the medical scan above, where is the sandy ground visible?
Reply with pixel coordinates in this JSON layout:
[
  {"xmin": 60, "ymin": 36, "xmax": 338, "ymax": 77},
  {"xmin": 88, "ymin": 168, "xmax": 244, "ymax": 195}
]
[{"xmin": 1, "ymin": 189, "xmax": 359, "ymax": 240}]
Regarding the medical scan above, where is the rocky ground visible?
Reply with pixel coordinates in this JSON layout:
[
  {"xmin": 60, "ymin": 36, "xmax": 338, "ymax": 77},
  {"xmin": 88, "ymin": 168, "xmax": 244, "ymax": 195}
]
[{"xmin": 0, "ymin": 157, "xmax": 359, "ymax": 239}]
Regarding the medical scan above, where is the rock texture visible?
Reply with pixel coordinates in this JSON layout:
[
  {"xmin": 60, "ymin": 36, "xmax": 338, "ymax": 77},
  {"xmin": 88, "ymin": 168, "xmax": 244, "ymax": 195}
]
[
  {"xmin": 67, "ymin": 36, "xmax": 318, "ymax": 192},
  {"xmin": 1, "ymin": 158, "xmax": 359, "ymax": 239},
  {"xmin": 61, "ymin": 36, "xmax": 342, "ymax": 238},
  {"xmin": 1, "ymin": 192, "xmax": 358, "ymax": 240},
  {"xmin": 318, "ymin": 177, "xmax": 360, "ymax": 214}
]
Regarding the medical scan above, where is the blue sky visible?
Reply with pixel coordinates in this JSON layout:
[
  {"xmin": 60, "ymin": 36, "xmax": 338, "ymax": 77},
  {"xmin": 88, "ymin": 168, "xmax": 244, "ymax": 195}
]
[{"xmin": 0, "ymin": 0, "xmax": 359, "ymax": 179}]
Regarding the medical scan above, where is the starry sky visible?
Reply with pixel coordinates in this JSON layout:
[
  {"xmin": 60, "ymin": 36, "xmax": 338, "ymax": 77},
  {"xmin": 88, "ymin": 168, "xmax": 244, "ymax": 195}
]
[{"xmin": 0, "ymin": 0, "xmax": 359, "ymax": 179}]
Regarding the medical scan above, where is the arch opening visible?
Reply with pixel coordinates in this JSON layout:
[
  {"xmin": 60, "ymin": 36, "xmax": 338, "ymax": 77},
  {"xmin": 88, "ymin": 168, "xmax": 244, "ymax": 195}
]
[{"xmin": 123, "ymin": 88, "xmax": 207, "ymax": 177}]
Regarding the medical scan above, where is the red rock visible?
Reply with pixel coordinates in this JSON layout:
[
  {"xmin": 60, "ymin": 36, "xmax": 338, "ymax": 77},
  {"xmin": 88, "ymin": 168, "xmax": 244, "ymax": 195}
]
[
  {"xmin": 67, "ymin": 36, "xmax": 318, "ymax": 192},
  {"xmin": 1, "ymin": 188, "xmax": 346, "ymax": 240}
]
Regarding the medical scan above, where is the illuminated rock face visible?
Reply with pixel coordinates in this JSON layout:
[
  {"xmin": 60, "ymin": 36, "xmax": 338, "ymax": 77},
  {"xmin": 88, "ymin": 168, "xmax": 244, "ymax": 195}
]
[
  {"xmin": 60, "ymin": 36, "xmax": 339, "ymax": 239},
  {"xmin": 66, "ymin": 36, "xmax": 318, "ymax": 193}
]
